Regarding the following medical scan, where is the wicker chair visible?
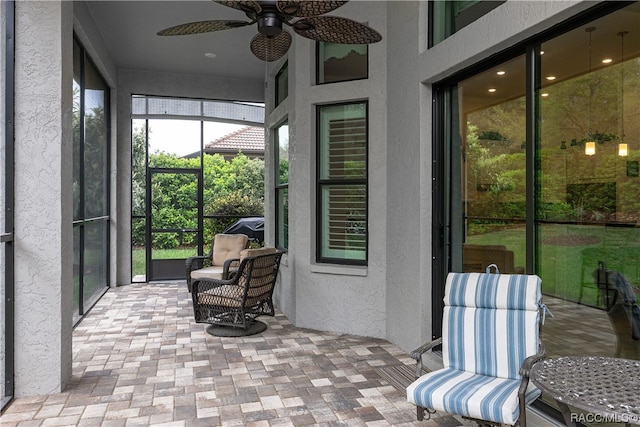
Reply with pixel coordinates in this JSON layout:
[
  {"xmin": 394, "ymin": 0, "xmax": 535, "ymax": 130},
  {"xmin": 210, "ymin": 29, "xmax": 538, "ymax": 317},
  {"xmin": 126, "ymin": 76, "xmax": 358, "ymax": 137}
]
[
  {"xmin": 191, "ymin": 248, "xmax": 282, "ymax": 336},
  {"xmin": 407, "ymin": 268, "xmax": 546, "ymax": 426},
  {"xmin": 185, "ymin": 233, "xmax": 249, "ymax": 292},
  {"xmin": 594, "ymin": 264, "xmax": 640, "ymax": 359}
]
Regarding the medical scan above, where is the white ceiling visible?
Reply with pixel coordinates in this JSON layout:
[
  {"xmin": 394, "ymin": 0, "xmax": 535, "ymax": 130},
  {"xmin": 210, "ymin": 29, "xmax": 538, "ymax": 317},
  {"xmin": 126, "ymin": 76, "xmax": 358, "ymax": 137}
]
[{"xmin": 85, "ymin": 0, "xmax": 274, "ymax": 81}]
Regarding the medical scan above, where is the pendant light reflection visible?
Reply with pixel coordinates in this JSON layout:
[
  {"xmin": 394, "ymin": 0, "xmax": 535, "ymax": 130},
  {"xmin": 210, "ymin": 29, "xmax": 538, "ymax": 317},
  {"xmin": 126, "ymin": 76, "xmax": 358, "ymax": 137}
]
[
  {"xmin": 618, "ymin": 31, "xmax": 629, "ymax": 157},
  {"xmin": 585, "ymin": 141, "xmax": 596, "ymax": 156},
  {"xmin": 618, "ymin": 143, "xmax": 628, "ymax": 157},
  {"xmin": 585, "ymin": 27, "xmax": 596, "ymax": 156}
]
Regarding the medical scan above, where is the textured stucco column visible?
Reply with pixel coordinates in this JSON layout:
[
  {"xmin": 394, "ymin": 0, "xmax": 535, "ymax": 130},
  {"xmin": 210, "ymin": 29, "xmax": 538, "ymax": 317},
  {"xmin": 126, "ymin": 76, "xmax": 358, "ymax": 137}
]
[
  {"xmin": 115, "ymin": 85, "xmax": 132, "ymax": 286},
  {"xmin": 13, "ymin": 1, "xmax": 73, "ymax": 396}
]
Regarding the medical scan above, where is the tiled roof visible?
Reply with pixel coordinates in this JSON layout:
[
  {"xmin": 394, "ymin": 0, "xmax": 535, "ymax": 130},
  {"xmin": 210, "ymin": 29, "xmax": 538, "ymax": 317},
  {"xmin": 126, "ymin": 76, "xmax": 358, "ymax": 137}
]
[{"xmin": 205, "ymin": 126, "xmax": 264, "ymax": 155}]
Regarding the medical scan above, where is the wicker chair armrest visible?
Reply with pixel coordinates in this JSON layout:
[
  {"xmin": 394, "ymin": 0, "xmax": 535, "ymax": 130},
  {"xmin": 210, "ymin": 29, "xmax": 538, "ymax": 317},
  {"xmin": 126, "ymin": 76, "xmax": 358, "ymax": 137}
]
[
  {"xmin": 222, "ymin": 258, "xmax": 241, "ymax": 279},
  {"xmin": 185, "ymin": 255, "xmax": 212, "ymax": 292},
  {"xmin": 185, "ymin": 255, "xmax": 209, "ymax": 272}
]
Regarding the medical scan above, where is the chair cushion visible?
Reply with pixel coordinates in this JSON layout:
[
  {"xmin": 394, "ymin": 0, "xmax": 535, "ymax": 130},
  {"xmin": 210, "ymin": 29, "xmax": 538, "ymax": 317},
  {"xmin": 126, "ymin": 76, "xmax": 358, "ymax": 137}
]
[
  {"xmin": 407, "ymin": 368, "xmax": 541, "ymax": 425},
  {"xmin": 443, "ymin": 305, "xmax": 540, "ymax": 379},
  {"xmin": 443, "ymin": 273, "xmax": 541, "ymax": 379},
  {"xmin": 445, "ymin": 272, "xmax": 541, "ymax": 310},
  {"xmin": 240, "ymin": 246, "xmax": 277, "ymax": 260},
  {"xmin": 190, "ymin": 266, "xmax": 225, "ymax": 281},
  {"xmin": 197, "ymin": 285, "xmax": 244, "ymax": 308},
  {"xmin": 211, "ymin": 234, "xmax": 248, "ymax": 266}
]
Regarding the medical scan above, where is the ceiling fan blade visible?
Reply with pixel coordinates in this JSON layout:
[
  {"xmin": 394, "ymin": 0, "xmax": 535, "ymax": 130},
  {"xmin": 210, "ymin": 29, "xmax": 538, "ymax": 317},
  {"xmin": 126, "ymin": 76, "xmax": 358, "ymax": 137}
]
[
  {"xmin": 277, "ymin": 1, "xmax": 348, "ymax": 17},
  {"xmin": 214, "ymin": 0, "xmax": 262, "ymax": 15},
  {"xmin": 250, "ymin": 30, "xmax": 292, "ymax": 62},
  {"xmin": 157, "ymin": 20, "xmax": 250, "ymax": 36},
  {"xmin": 293, "ymin": 16, "xmax": 382, "ymax": 44}
]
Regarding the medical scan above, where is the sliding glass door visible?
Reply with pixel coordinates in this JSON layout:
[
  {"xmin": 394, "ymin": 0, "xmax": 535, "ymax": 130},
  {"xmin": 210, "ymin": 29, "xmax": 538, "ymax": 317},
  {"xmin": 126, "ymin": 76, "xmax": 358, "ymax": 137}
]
[
  {"xmin": 455, "ymin": 55, "xmax": 527, "ymax": 276},
  {"xmin": 437, "ymin": 2, "xmax": 640, "ymax": 362},
  {"xmin": 538, "ymin": 14, "xmax": 640, "ymax": 361}
]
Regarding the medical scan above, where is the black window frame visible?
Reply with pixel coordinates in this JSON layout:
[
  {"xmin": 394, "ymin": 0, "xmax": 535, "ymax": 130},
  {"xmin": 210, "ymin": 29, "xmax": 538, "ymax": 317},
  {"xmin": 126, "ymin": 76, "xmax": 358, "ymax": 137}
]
[
  {"xmin": 315, "ymin": 41, "xmax": 369, "ymax": 85},
  {"xmin": 274, "ymin": 120, "xmax": 289, "ymax": 250},
  {"xmin": 429, "ymin": 0, "xmax": 506, "ymax": 48},
  {"xmin": 316, "ymin": 101, "xmax": 369, "ymax": 265},
  {"xmin": 275, "ymin": 61, "xmax": 288, "ymax": 107}
]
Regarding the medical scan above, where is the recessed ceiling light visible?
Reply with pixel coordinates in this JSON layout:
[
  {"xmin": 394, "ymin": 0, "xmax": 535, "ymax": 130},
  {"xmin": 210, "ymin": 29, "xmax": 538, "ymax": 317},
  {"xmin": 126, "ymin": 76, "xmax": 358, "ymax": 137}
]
[
  {"xmin": 497, "ymin": 71, "xmax": 506, "ymax": 76},
  {"xmin": 541, "ymin": 93, "xmax": 549, "ymax": 97},
  {"xmin": 540, "ymin": 51, "xmax": 545, "ymax": 55},
  {"xmin": 488, "ymin": 88, "xmax": 497, "ymax": 93},
  {"xmin": 602, "ymin": 58, "xmax": 613, "ymax": 64},
  {"xmin": 204, "ymin": 53, "xmax": 217, "ymax": 59},
  {"xmin": 545, "ymin": 76, "xmax": 556, "ymax": 81}
]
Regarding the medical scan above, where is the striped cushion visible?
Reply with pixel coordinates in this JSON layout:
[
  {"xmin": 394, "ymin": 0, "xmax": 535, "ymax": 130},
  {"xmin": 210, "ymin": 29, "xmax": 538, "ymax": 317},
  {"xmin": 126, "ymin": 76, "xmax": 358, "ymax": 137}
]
[
  {"xmin": 406, "ymin": 271, "xmax": 542, "ymax": 425},
  {"xmin": 407, "ymin": 368, "xmax": 541, "ymax": 425},
  {"xmin": 445, "ymin": 272, "xmax": 541, "ymax": 310},
  {"xmin": 443, "ymin": 273, "xmax": 540, "ymax": 379}
]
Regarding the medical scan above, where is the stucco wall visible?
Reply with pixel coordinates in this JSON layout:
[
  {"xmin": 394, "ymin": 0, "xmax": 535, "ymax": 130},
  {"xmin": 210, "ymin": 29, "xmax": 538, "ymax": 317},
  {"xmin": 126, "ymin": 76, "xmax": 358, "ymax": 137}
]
[
  {"xmin": 268, "ymin": 0, "xmax": 601, "ymax": 353},
  {"xmin": 384, "ymin": 1, "xmax": 432, "ymax": 352},
  {"xmin": 13, "ymin": 0, "xmax": 74, "ymax": 396},
  {"xmin": 268, "ymin": 1, "xmax": 389, "ymax": 338}
]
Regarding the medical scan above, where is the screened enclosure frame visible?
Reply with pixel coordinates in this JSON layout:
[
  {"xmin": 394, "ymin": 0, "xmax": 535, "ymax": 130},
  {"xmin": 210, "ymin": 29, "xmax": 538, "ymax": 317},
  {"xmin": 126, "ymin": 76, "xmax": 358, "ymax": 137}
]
[
  {"xmin": 129, "ymin": 95, "xmax": 266, "ymax": 282},
  {"xmin": 2, "ymin": 0, "xmax": 15, "ymax": 411},
  {"xmin": 72, "ymin": 34, "xmax": 111, "ymax": 325}
]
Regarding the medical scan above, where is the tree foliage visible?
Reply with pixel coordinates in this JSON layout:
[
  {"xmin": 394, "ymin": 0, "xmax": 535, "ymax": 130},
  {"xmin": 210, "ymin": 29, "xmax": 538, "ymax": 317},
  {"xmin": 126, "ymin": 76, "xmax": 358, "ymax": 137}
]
[
  {"xmin": 131, "ymin": 126, "xmax": 265, "ymax": 248},
  {"xmin": 73, "ymin": 86, "xmax": 109, "ymax": 221}
]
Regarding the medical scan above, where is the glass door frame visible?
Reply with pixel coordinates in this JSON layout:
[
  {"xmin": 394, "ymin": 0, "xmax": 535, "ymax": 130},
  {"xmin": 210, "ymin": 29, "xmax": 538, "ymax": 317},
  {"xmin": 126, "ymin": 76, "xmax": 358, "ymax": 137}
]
[
  {"xmin": 431, "ymin": 1, "xmax": 636, "ymax": 422},
  {"xmin": 430, "ymin": 0, "xmax": 629, "ymax": 339},
  {"xmin": 145, "ymin": 167, "xmax": 203, "ymax": 282}
]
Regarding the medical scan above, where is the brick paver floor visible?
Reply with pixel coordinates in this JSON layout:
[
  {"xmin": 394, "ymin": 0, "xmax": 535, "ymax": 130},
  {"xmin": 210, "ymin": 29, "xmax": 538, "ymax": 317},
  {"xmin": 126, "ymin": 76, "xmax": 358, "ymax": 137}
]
[{"xmin": 1, "ymin": 282, "xmax": 463, "ymax": 426}]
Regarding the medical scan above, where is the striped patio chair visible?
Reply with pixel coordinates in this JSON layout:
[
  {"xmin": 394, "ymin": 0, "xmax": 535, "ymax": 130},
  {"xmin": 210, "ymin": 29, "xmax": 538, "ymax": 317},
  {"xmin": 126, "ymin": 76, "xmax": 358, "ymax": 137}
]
[{"xmin": 407, "ymin": 270, "xmax": 545, "ymax": 426}]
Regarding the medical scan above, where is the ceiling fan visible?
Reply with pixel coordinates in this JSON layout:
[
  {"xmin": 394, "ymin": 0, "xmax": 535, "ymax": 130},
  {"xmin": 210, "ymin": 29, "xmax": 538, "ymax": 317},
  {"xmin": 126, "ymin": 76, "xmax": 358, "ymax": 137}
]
[{"xmin": 157, "ymin": 0, "xmax": 382, "ymax": 62}]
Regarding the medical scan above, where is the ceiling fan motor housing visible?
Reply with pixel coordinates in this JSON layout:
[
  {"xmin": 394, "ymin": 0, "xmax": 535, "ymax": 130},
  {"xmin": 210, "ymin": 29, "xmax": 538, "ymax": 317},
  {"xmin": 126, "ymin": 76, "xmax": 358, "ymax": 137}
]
[{"xmin": 258, "ymin": 13, "xmax": 283, "ymax": 37}]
